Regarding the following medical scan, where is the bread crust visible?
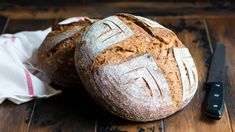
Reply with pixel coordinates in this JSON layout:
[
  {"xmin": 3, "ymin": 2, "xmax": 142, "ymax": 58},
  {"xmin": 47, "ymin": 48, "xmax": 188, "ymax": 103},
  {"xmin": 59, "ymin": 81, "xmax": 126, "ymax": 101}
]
[
  {"xmin": 75, "ymin": 14, "xmax": 198, "ymax": 121},
  {"xmin": 38, "ymin": 18, "xmax": 92, "ymax": 88}
]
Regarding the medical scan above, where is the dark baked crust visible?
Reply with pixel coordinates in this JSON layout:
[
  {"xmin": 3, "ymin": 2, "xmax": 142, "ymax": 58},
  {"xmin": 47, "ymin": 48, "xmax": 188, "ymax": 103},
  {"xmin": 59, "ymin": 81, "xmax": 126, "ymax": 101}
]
[{"xmin": 38, "ymin": 19, "xmax": 92, "ymax": 88}]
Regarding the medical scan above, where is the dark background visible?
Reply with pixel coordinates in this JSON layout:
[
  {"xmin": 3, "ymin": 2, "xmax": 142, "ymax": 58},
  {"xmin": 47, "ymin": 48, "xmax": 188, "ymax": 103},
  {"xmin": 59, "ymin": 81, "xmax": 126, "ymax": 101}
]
[
  {"xmin": 0, "ymin": 0, "xmax": 234, "ymax": 19},
  {"xmin": 0, "ymin": 0, "xmax": 233, "ymax": 6}
]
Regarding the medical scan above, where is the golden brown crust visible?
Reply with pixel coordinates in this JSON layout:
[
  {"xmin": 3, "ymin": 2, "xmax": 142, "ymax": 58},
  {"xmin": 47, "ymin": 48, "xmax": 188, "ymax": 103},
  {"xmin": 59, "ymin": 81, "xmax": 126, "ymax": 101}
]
[
  {"xmin": 74, "ymin": 14, "xmax": 198, "ymax": 121},
  {"xmin": 92, "ymin": 15, "xmax": 183, "ymax": 105}
]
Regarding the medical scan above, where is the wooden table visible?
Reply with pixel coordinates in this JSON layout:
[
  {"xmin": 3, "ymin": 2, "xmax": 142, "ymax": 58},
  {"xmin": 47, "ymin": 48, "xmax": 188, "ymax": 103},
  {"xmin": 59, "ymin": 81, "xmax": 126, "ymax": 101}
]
[{"xmin": 0, "ymin": 2, "xmax": 235, "ymax": 132}]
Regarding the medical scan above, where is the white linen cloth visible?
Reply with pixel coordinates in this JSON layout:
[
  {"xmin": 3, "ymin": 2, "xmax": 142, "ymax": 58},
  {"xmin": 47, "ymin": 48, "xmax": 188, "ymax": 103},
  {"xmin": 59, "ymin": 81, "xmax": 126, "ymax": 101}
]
[{"xmin": 0, "ymin": 17, "xmax": 85, "ymax": 104}]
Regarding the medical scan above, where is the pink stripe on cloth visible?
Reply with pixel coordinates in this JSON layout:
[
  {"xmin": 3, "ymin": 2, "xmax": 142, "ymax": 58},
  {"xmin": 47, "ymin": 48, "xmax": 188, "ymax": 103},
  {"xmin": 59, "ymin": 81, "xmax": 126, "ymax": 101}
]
[
  {"xmin": 24, "ymin": 68, "xmax": 35, "ymax": 96},
  {"xmin": 11, "ymin": 36, "xmax": 16, "ymax": 43}
]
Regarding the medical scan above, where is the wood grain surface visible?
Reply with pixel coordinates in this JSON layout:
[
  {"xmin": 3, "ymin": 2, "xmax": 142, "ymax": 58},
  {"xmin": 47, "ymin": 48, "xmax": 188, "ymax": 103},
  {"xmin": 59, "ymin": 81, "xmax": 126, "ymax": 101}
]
[
  {"xmin": 97, "ymin": 109, "xmax": 163, "ymax": 132},
  {"xmin": 0, "ymin": 101, "xmax": 33, "ymax": 132},
  {"xmin": 0, "ymin": 2, "xmax": 235, "ymax": 19},
  {"xmin": 28, "ymin": 85, "xmax": 97, "ymax": 132},
  {"xmin": 0, "ymin": 16, "xmax": 7, "ymax": 34},
  {"xmin": 0, "ymin": 3, "xmax": 234, "ymax": 132},
  {"xmin": 207, "ymin": 18, "xmax": 235, "ymax": 132},
  {"xmin": 0, "ymin": 0, "xmax": 233, "ymax": 6},
  {"xmin": 4, "ymin": 19, "xmax": 56, "ymax": 33}
]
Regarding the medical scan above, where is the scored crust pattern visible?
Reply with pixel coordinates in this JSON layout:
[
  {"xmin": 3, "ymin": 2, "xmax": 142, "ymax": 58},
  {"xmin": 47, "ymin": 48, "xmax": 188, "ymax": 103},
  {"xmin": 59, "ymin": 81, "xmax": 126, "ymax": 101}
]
[
  {"xmin": 75, "ymin": 14, "xmax": 198, "ymax": 121},
  {"xmin": 135, "ymin": 16, "xmax": 166, "ymax": 29},
  {"xmin": 79, "ymin": 16, "xmax": 134, "ymax": 67},
  {"xmin": 98, "ymin": 54, "xmax": 173, "ymax": 105},
  {"xmin": 173, "ymin": 48, "xmax": 198, "ymax": 102}
]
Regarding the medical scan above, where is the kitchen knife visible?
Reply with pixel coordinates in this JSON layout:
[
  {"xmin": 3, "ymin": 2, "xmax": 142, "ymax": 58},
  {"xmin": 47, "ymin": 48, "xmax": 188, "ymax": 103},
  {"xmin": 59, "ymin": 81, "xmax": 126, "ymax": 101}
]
[{"xmin": 204, "ymin": 43, "xmax": 226, "ymax": 120}]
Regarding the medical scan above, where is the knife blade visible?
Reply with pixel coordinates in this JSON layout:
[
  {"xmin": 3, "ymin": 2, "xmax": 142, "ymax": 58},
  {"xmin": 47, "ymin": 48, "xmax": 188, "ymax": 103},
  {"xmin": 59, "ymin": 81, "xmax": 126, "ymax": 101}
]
[{"xmin": 204, "ymin": 43, "xmax": 226, "ymax": 120}]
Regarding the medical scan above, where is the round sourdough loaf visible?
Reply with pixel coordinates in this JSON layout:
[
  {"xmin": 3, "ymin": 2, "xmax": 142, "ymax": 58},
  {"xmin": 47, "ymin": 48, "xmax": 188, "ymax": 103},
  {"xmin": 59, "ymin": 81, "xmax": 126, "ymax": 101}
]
[
  {"xmin": 38, "ymin": 18, "xmax": 93, "ymax": 88},
  {"xmin": 75, "ymin": 14, "xmax": 198, "ymax": 121}
]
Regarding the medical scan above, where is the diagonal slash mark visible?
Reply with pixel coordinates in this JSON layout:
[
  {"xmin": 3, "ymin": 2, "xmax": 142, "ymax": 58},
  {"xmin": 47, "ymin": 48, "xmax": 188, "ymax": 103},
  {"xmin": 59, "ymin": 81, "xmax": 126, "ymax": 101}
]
[{"xmin": 146, "ymin": 67, "xmax": 163, "ymax": 97}]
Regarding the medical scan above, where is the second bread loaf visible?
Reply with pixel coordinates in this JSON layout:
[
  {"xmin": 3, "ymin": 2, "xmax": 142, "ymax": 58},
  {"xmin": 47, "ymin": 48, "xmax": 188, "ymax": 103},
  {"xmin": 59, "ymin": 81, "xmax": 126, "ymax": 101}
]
[{"xmin": 38, "ymin": 18, "xmax": 93, "ymax": 88}]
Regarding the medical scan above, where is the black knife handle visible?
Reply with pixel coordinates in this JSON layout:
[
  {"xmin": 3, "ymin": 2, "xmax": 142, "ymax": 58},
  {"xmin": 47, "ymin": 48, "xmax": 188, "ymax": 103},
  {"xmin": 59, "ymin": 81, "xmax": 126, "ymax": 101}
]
[{"xmin": 204, "ymin": 82, "xmax": 225, "ymax": 120}]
